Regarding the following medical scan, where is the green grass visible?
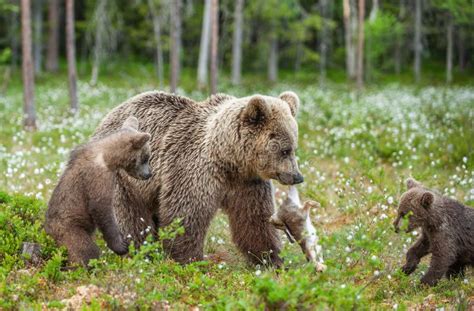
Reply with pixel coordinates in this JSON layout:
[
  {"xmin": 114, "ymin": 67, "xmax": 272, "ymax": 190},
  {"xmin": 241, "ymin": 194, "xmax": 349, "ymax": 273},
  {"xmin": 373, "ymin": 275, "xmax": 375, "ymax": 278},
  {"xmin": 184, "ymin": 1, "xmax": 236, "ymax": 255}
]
[{"xmin": 0, "ymin": 65, "xmax": 473, "ymax": 309}]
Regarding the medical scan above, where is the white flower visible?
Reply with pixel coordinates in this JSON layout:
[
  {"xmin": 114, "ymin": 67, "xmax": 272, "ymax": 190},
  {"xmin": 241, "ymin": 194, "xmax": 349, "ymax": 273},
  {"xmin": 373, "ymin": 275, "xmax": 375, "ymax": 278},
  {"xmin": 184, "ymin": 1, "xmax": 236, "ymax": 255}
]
[
  {"xmin": 374, "ymin": 270, "xmax": 380, "ymax": 276},
  {"xmin": 255, "ymin": 270, "xmax": 261, "ymax": 276},
  {"xmin": 367, "ymin": 186, "xmax": 373, "ymax": 194},
  {"xmin": 387, "ymin": 196, "xmax": 394, "ymax": 204}
]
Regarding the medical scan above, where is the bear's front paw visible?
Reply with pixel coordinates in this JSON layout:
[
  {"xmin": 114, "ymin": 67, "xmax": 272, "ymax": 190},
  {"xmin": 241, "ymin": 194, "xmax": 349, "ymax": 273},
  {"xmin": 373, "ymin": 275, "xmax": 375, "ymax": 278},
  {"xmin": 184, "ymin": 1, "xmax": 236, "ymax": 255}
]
[
  {"xmin": 420, "ymin": 274, "xmax": 439, "ymax": 287},
  {"xmin": 401, "ymin": 263, "xmax": 417, "ymax": 275},
  {"xmin": 108, "ymin": 238, "xmax": 129, "ymax": 256}
]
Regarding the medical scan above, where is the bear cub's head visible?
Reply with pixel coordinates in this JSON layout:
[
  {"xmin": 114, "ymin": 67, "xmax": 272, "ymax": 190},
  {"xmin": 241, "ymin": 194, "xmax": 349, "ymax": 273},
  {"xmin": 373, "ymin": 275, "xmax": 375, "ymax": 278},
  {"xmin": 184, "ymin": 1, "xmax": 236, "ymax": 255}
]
[
  {"xmin": 241, "ymin": 91, "xmax": 303, "ymax": 185},
  {"xmin": 393, "ymin": 178, "xmax": 436, "ymax": 233},
  {"xmin": 105, "ymin": 116, "xmax": 152, "ymax": 180}
]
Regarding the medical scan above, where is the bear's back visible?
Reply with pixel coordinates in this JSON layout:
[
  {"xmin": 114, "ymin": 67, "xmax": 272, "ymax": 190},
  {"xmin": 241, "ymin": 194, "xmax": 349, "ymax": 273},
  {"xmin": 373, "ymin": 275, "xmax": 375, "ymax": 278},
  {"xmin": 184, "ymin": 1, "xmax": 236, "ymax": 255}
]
[{"xmin": 93, "ymin": 91, "xmax": 197, "ymax": 139}]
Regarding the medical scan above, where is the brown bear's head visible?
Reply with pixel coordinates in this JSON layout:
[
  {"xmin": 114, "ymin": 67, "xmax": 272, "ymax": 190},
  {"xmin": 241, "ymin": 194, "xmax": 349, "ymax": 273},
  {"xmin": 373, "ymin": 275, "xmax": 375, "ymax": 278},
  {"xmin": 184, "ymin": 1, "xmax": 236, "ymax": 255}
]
[
  {"xmin": 393, "ymin": 178, "xmax": 435, "ymax": 233},
  {"xmin": 240, "ymin": 91, "xmax": 303, "ymax": 185},
  {"xmin": 103, "ymin": 116, "xmax": 153, "ymax": 180}
]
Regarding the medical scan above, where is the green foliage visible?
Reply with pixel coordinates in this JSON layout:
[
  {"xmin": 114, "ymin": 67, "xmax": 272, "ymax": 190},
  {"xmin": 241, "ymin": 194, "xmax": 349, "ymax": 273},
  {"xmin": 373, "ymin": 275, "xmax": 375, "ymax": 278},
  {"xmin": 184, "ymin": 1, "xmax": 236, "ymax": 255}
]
[
  {"xmin": 365, "ymin": 12, "xmax": 403, "ymax": 79},
  {"xmin": 0, "ymin": 191, "xmax": 55, "ymax": 265}
]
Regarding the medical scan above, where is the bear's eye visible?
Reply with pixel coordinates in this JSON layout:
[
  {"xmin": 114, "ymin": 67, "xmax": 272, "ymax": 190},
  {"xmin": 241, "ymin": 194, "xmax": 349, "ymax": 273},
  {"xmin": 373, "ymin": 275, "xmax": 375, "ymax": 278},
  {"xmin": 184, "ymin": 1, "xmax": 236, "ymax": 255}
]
[{"xmin": 281, "ymin": 149, "xmax": 291, "ymax": 157}]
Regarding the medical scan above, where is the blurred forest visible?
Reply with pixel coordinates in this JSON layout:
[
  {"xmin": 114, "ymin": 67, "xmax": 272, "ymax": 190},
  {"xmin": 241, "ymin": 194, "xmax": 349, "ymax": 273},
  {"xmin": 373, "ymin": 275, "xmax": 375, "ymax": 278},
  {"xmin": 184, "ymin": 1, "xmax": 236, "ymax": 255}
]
[{"xmin": 0, "ymin": 0, "xmax": 473, "ymax": 128}]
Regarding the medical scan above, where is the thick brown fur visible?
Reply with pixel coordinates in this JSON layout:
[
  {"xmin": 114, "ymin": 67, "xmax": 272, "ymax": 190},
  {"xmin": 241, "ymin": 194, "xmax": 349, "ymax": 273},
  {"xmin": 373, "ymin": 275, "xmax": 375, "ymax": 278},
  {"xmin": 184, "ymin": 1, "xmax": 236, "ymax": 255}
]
[
  {"xmin": 45, "ymin": 117, "xmax": 152, "ymax": 266},
  {"xmin": 393, "ymin": 178, "xmax": 474, "ymax": 286},
  {"xmin": 93, "ymin": 91, "xmax": 303, "ymax": 265}
]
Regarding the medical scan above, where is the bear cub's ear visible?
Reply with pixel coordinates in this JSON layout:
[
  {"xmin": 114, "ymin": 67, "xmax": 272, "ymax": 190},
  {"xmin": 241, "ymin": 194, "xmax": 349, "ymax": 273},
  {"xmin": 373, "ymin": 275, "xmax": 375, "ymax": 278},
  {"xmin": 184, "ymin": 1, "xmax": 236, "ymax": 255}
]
[
  {"xmin": 406, "ymin": 177, "xmax": 422, "ymax": 190},
  {"xmin": 279, "ymin": 91, "xmax": 300, "ymax": 117},
  {"xmin": 122, "ymin": 116, "xmax": 140, "ymax": 130},
  {"xmin": 241, "ymin": 96, "xmax": 271, "ymax": 125},
  {"xmin": 420, "ymin": 191, "xmax": 434, "ymax": 209},
  {"xmin": 130, "ymin": 133, "xmax": 151, "ymax": 149}
]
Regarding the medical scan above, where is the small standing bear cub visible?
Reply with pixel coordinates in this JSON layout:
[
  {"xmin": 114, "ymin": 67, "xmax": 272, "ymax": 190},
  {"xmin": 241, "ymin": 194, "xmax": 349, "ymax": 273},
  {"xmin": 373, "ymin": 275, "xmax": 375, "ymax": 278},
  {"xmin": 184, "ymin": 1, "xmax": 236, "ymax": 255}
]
[
  {"xmin": 394, "ymin": 178, "xmax": 474, "ymax": 286},
  {"xmin": 270, "ymin": 186, "xmax": 327, "ymax": 272},
  {"xmin": 45, "ymin": 116, "xmax": 153, "ymax": 266}
]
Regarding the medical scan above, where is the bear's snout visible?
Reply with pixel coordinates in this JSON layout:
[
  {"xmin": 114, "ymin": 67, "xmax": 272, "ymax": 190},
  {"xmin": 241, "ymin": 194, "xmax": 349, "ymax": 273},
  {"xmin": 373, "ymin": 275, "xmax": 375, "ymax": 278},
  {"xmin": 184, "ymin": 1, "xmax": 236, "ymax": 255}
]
[{"xmin": 277, "ymin": 172, "xmax": 304, "ymax": 185}]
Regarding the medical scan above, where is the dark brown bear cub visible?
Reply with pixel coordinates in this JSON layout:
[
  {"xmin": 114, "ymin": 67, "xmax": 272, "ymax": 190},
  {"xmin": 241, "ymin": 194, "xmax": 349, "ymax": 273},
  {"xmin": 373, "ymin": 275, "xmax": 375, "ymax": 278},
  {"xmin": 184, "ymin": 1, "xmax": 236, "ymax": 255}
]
[
  {"xmin": 393, "ymin": 178, "xmax": 474, "ymax": 286},
  {"xmin": 45, "ymin": 116, "xmax": 152, "ymax": 266}
]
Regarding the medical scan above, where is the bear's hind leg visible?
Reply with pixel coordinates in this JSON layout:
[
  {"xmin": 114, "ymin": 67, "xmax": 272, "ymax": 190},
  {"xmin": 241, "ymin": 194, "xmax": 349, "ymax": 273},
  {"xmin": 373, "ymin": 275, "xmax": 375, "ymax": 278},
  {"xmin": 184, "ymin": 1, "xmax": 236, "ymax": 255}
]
[{"xmin": 61, "ymin": 228, "xmax": 101, "ymax": 267}]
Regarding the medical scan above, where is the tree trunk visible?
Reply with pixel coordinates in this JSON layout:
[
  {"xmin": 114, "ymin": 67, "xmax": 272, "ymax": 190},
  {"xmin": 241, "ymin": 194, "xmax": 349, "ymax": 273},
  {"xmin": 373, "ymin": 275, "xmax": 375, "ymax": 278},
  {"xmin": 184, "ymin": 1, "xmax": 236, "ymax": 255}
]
[
  {"xmin": 458, "ymin": 29, "xmax": 465, "ymax": 72},
  {"xmin": 66, "ymin": 0, "xmax": 78, "ymax": 113},
  {"xmin": 231, "ymin": 0, "xmax": 244, "ymax": 85},
  {"xmin": 394, "ymin": 0, "xmax": 405, "ymax": 74},
  {"xmin": 90, "ymin": 0, "xmax": 107, "ymax": 85},
  {"xmin": 21, "ymin": 0, "xmax": 36, "ymax": 130},
  {"xmin": 268, "ymin": 27, "xmax": 278, "ymax": 82},
  {"xmin": 210, "ymin": 0, "xmax": 219, "ymax": 94},
  {"xmin": 170, "ymin": 0, "xmax": 179, "ymax": 93},
  {"xmin": 197, "ymin": 0, "xmax": 211, "ymax": 88},
  {"xmin": 319, "ymin": 0, "xmax": 328, "ymax": 85},
  {"xmin": 10, "ymin": 1, "xmax": 20, "ymax": 68},
  {"xmin": 413, "ymin": 0, "xmax": 422, "ymax": 83},
  {"xmin": 369, "ymin": 0, "xmax": 378, "ymax": 21},
  {"xmin": 33, "ymin": 0, "xmax": 43, "ymax": 75},
  {"xmin": 356, "ymin": 0, "xmax": 365, "ymax": 89},
  {"xmin": 176, "ymin": 0, "xmax": 182, "ymax": 80},
  {"xmin": 343, "ymin": 0, "xmax": 357, "ymax": 80},
  {"xmin": 446, "ymin": 14, "xmax": 453, "ymax": 84},
  {"xmin": 46, "ymin": 0, "xmax": 59, "ymax": 72},
  {"xmin": 147, "ymin": 0, "xmax": 164, "ymax": 88}
]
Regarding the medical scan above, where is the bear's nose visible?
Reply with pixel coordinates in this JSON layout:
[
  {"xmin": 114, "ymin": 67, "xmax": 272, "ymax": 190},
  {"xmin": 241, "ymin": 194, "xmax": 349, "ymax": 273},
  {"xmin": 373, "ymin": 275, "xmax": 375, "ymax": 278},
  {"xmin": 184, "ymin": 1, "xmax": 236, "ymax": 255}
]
[{"xmin": 292, "ymin": 173, "xmax": 304, "ymax": 184}]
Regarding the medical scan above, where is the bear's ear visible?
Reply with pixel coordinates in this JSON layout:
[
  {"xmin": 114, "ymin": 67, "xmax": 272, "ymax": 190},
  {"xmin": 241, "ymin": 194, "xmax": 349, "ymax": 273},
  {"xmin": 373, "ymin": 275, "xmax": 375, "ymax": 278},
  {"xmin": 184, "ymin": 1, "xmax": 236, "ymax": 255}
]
[
  {"xmin": 420, "ymin": 191, "xmax": 434, "ymax": 209},
  {"xmin": 130, "ymin": 132, "xmax": 151, "ymax": 149},
  {"xmin": 122, "ymin": 116, "xmax": 139, "ymax": 130},
  {"xmin": 241, "ymin": 96, "xmax": 271, "ymax": 125},
  {"xmin": 279, "ymin": 91, "xmax": 300, "ymax": 117},
  {"xmin": 406, "ymin": 178, "xmax": 422, "ymax": 190}
]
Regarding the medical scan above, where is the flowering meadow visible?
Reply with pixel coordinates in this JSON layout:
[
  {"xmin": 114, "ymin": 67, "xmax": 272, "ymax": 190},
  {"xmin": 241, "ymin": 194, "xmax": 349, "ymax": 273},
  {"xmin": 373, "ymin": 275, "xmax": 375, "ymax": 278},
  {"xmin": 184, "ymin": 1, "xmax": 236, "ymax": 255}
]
[{"xmin": 0, "ymin": 73, "xmax": 473, "ymax": 309}]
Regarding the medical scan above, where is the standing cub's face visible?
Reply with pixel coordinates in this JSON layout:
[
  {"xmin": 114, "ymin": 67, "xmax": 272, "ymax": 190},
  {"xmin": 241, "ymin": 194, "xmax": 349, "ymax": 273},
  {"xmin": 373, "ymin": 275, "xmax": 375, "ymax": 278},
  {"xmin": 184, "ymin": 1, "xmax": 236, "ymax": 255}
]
[
  {"xmin": 241, "ymin": 92, "xmax": 303, "ymax": 185},
  {"xmin": 393, "ymin": 178, "xmax": 435, "ymax": 233},
  {"xmin": 118, "ymin": 117, "xmax": 153, "ymax": 180}
]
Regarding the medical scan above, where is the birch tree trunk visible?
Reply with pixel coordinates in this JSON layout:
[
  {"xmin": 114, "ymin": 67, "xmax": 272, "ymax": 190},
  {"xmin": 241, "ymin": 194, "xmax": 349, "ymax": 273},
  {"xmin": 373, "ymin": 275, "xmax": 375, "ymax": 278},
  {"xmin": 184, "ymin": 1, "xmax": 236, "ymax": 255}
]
[
  {"xmin": 33, "ymin": 0, "xmax": 43, "ymax": 75},
  {"xmin": 21, "ymin": 0, "xmax": 37, "ymax": 130},
  {"xmin": 268, "ymin": 24, "xmax": 278, "ymax": 82},
  {"xmin": 413, "ymin": 0, "xmax": 422, "ymax": 83},
  {"xmin": 356, "ymin": 0, "xmax": 365, "ymax": 89},
  {"xmin": 66, "ymin": 0, "xmax": 78, "ymax": 113},
  {"xmin": 231, "ymin": 0, "xmax": 244, "ymax": 85},
  {"xmin": 170, "ymin": 0, "xmax": 179, "ymax": 93},
  {"xmin": 343, "ymin": 0, "xmax": 357, "ymax": 80},
  {"xmin": 147, "ymin": 0, "xmax": 164, "ymax": 88},
  {"xmin": 46, "ymin": 0, "xmax": 59, "ymax": 72},
  {"xmin": 319, "ymin": 0, "xmax": 328, "ymax": 85},
  {"xmin": 197, "ymin": 0, "xmax": 211, "ymax": 88},
  {"xmin": 90, "ymin": 0, "xmax": 107, "ymax": 85},
  {"xmin": 446, "ymin": 14, "xmax": 453, "ymax": 83},
  {"xmin": 210, "ymin": 0, "xmax": 219, "ymax": 94}
]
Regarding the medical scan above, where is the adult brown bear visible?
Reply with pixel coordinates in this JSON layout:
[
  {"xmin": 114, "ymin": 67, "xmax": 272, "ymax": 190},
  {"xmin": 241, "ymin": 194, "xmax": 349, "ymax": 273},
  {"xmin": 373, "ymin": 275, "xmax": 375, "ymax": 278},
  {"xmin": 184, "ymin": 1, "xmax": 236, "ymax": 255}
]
[{"xmin": 93, "ymin": 91, "xmax": 303, "ymax": 265}]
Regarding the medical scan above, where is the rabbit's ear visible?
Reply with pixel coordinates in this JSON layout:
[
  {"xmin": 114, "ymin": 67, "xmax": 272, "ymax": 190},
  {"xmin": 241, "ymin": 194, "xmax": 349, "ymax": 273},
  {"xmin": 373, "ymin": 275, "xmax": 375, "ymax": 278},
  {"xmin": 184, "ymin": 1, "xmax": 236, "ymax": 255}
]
[{"xmin": 302, "ymin": 201, "xmax": 320, "ymax": 216}]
